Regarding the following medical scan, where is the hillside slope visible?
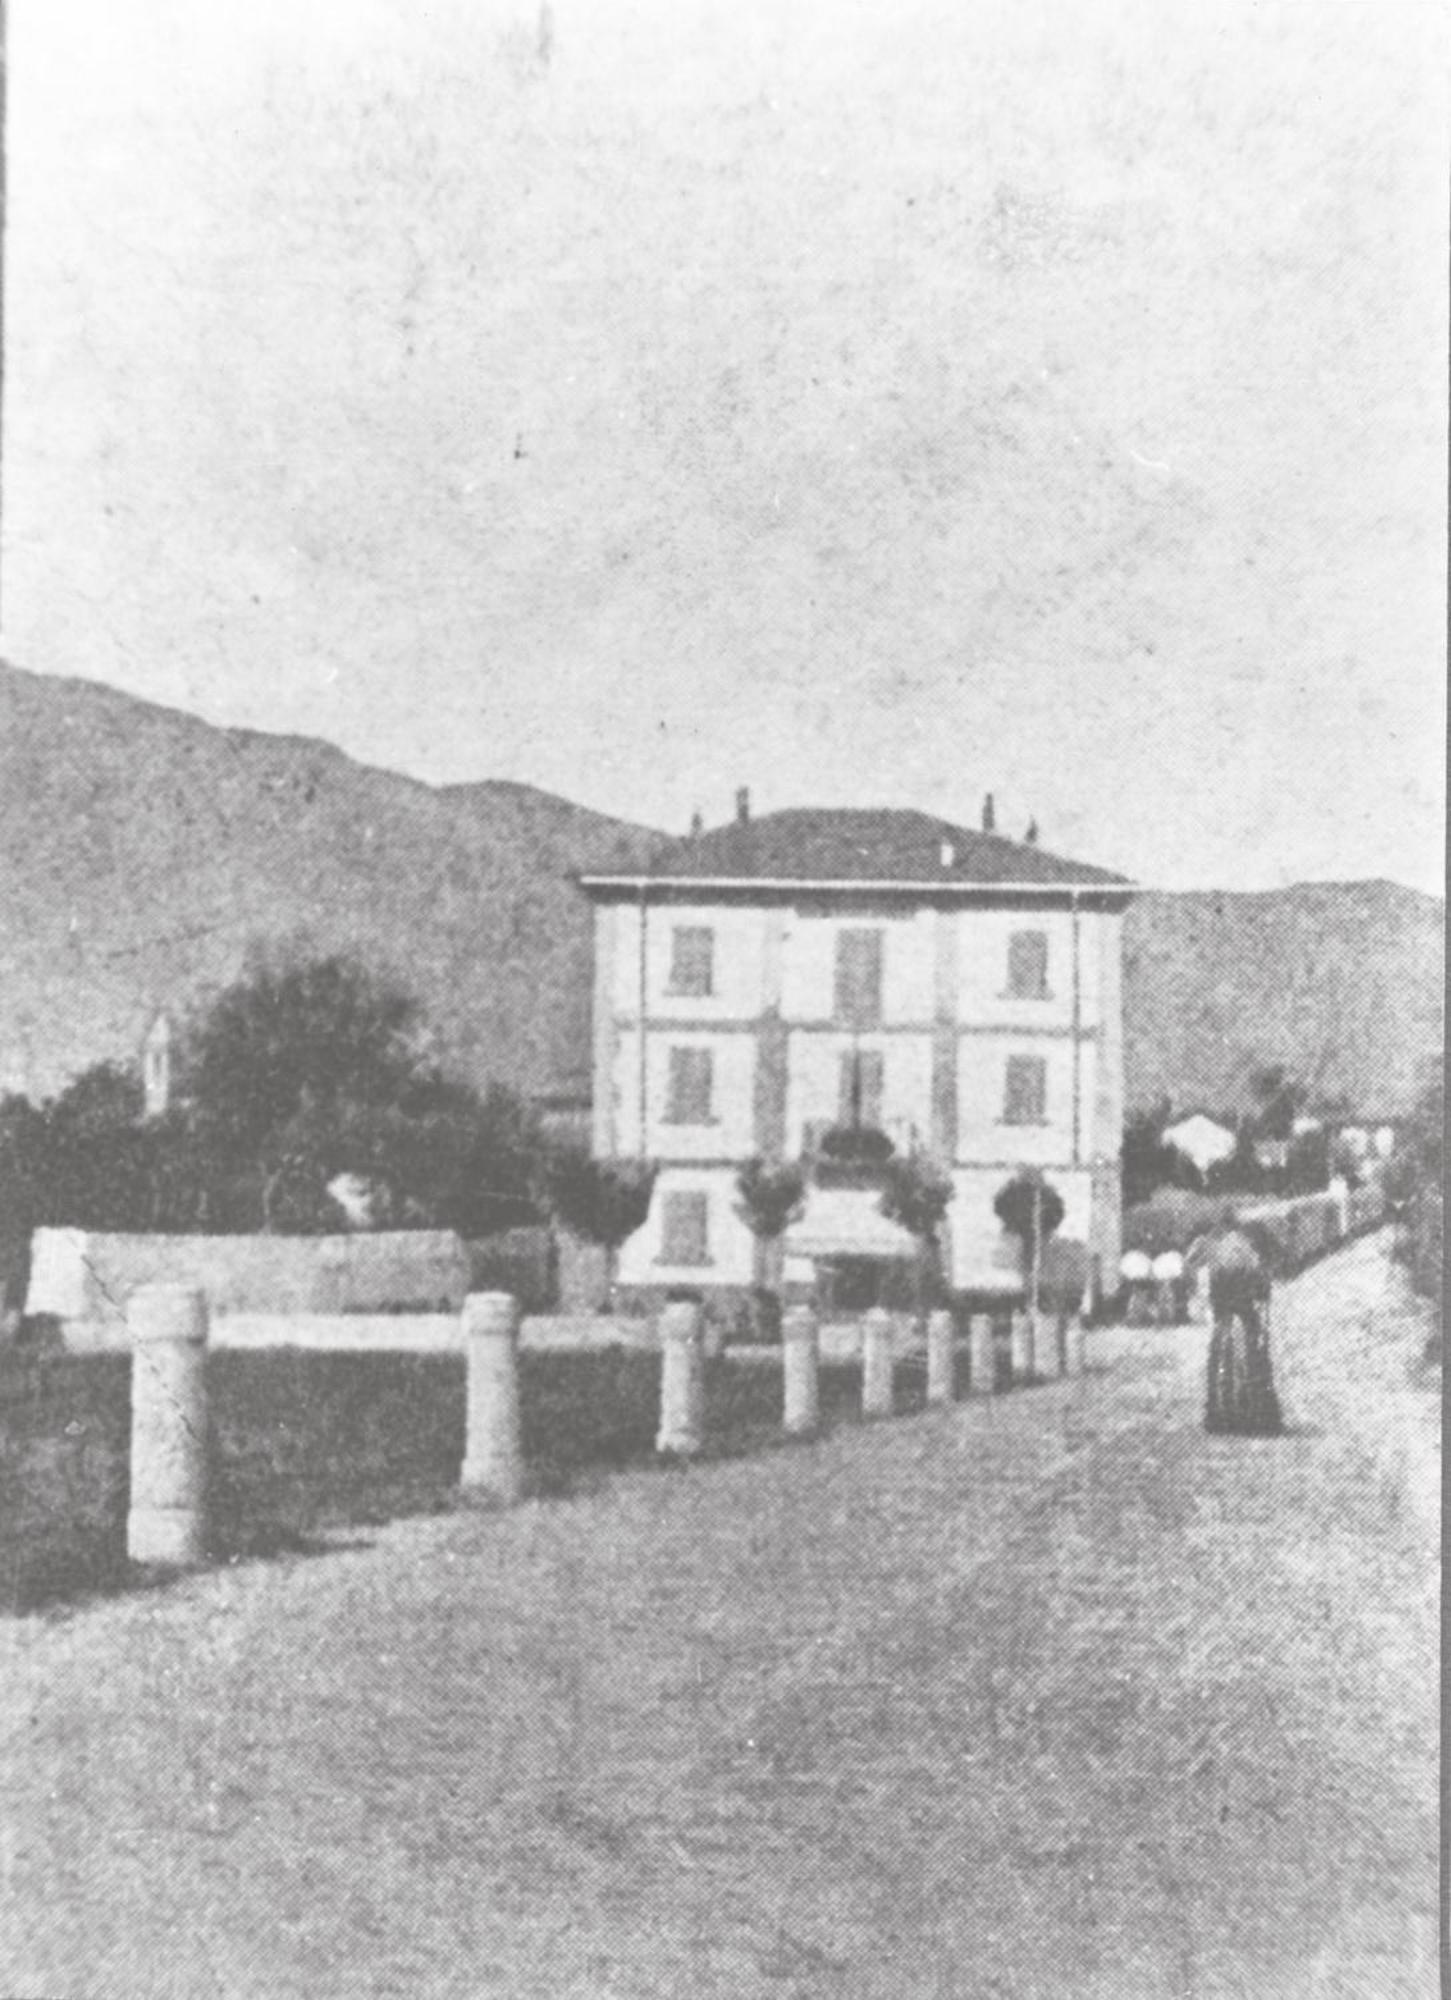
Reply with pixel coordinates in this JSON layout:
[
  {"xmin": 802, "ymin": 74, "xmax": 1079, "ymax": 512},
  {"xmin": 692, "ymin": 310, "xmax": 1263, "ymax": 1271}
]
[
  {"xmin": 0, "ymin": 660, "xmax": 659, "ymax": 1101},
  {"xmin": 1, "ymin": 661, "xmax": 1441, "ymax": 1116},
  {"xmin": 1123, "ymin": 883, "xmax": 1443, "ymax": 1119}
]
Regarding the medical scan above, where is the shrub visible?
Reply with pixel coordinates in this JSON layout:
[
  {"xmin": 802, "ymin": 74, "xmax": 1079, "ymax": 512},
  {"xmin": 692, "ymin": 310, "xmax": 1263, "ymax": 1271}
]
[
  {"xmin": 994, "ymin": 1170, "xmax": 1065, "ymax": 1251},
  {"xmin": 536, "ymin": 1146, "xmax": 657, "ymax": 1307},
  {"xmin": 818, "ymin": 1125, "xmax": 895, "ymax": 1164},
  {"xmin": 1122, "ymin": 1188, "xmax": 1230, "ymax": 1256},
  {"xmin": 735, "ymin": 1158, "xmax": 807, "ymax": 1240}
]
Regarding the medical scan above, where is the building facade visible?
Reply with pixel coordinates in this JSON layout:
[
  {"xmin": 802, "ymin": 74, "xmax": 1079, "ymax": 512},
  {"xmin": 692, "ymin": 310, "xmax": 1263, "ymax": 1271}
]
[{"xmin": 581, "ymin": 805, "xmax": 1134, "ymax": 1309}]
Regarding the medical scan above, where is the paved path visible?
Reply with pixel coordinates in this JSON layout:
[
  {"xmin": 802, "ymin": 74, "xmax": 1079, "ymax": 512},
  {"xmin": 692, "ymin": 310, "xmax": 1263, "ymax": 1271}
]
[{"xmin": 0, "ymin": 1232, "xmax": 1438, "ymax": 1998}]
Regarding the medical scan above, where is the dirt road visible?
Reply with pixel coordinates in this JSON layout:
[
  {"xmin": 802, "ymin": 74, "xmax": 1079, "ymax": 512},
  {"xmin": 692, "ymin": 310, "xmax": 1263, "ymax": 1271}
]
[{"xmin": 0, "ymin": 1232, "xmax": 1438, "ymax": 1997}]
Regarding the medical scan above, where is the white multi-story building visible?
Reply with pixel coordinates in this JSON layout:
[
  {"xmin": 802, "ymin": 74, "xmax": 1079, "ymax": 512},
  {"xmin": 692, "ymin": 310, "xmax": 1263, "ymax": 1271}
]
[{"xmin": 580, "ymin": 801, "xmax": 1134, "ymax": 1309}]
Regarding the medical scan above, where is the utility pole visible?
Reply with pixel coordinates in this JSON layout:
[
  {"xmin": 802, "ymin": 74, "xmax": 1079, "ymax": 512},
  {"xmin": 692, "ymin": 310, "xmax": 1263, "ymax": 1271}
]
[{"xmin": 1030, "ymin": 1179, "xmax": 1042, "ymax": 1354}]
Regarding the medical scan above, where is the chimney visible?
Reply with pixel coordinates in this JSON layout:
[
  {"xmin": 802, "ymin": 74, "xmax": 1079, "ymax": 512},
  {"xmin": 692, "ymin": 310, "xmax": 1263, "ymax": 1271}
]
[
  {"xmin": 689, "ymin": 809, "xmax": 704, "ymax": 838},
  {"xmin": 1024, "ymin": 818, "xmax": 1039, "ymax": 846},
  {"xmin": 981, "ymin": 792, "xmax": 996, "ymax": 833},
  {"xmin": 735, "ymin": 786, "xmax": 751, "ymax": 825}
]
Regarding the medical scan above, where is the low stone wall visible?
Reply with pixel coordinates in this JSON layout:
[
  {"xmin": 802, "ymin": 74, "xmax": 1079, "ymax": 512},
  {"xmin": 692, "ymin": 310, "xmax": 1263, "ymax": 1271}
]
[{"xmin": 25, "ymin": 1229, "xmax": 471, "ymax": 1351}]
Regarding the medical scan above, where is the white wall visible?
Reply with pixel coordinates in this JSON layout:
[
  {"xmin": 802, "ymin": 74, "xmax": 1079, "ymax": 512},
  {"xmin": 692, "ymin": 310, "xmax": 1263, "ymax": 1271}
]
[
  {"xmin": 611, "ymin": 1030, "xmax": 757, "ymax": 1159},
  {"xmin": 956, "ymin": 1036, "xmax": 1093, "ymax": 1167},
  {"xmin": 611, "ymin": 902, "xmax": 767, "ymax": 1019},
  {"xmin": 779, "ymin": 908, "xmax": 935, "ymax": 1024},
  {"xmin": 951, "ymin": 907, "xmax": 1104, "ymax": 1029},
  {"xmin": 614, "ymin": 1167, "xmax": 755, "ymax": 1288},
  {"xmin": 947, "ymin": 1167, "xmax": 1095, "ymax": 1292}
]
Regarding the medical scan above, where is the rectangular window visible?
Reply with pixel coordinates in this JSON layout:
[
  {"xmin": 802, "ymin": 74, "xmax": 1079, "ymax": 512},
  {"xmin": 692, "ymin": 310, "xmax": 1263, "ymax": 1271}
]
[
  {"xmin": 1003, "ymin": 1054, "xmax": 1047, "ymax": 1125},
  {"xmin": 667, "ymin": 926, "xmax": 714, "ymax": 998},
  {"xmin": 837, "ymin": 1049, "xmax": 885, "ymax": 1129},
  {"xmin": 834, "ymin": 929, "xmax": 884, "ymax": 1027},
  {"xmin": 665, "ymin": 1046, "xmax": 713, "ymax": 1124},
  {"xmin": 1007, "ymin": 930, "xmax": 1049, "ymax": 999},
  {"xmin": 660, "ymin": 1190, "xmax": 710, "ymax": 1266}
]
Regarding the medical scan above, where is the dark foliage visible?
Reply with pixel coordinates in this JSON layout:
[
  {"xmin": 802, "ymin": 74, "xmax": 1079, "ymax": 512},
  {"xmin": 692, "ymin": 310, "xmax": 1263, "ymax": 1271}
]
[
  {"xmin": 1121, "ymin": 1097, "xmax": 1201, "ymax": 1206},
  {"xmin": 1247, "ymin": 1064, "xmax": 1305, "ymax": 1142},
  {"xmin": 878, "ymin": 1153, "xmax": 954, "ymax": 1242},
  {"xmin": 537, "ymin": 1145, "xmax": 657, "ymax": 1257},
  {"xmin": 0, "ymin": 957, "xmax": 547, "ymax": 1237},
  {"xmin": 735, "ymin": 1158, "xmax": 808, "ymax": 1240},
  {"xmin": 994, "ymin": 1169, "xmax": 1066, "ymax": 1250},
  {"xmin": 817, "ymin": 1125, "xmax": 895, "ymax": 1164},
  {"xmin": 187, "ymin": 954, "xmax": 426, "ymax": 1160},
  {"xmin": 879, "ymin": 1152, "xmax": 955, "ymax": 1319}
]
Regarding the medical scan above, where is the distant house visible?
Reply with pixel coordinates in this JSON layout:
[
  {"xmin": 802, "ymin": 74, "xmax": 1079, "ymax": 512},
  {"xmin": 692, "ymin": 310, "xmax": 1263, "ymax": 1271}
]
[
  {"xmin": 1161, "ymin": 1111, "xmax": 1237, "ymax": 1180},
  {"xmin": 579, "ymin": 797, "xmax": 1134, "ymax": 1308}
]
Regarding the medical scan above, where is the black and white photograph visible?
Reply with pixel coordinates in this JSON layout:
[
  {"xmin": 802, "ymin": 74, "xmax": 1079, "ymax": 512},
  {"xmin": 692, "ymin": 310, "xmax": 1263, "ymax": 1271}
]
[{"xmin": 0, "ymin": 2, "xmax": 1443, "ymax": 1993}]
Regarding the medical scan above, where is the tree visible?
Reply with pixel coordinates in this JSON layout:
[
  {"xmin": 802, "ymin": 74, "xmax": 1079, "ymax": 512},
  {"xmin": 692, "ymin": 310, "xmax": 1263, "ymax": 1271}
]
[
  {"xmin": 187, "ymin": 953, "xmax": 428, "ymax": 1163},
  {"xmin": 537, "ymin": 1145, "xmax": 658, "ymax": 1307},
  {"xmin": 181, "ymin": 954, "xmax": 546, "ymax": 1233},
  {"xmin": 1207, "ymin": 1120, "xmax": 1265, "ymax": 1197},
  {"xmin": 33, "ymin": 1063, "xmax": 155, "ymax": 1232},
  {"xmin": 994, "ymin": 1169, "xmax": 1065, "ymax": 1326},
  {"xmin": 879, "ymin": 1151, "xmax": 954, "ymax": 1324},
  {"xmin": 2, "ymin": 956, "xmax": 553, "ymax": 1239},
  {"xmin": 734, "ymin": 1158, "xmax": 807, "ymax": 1294},
  {"xmin": 1247, "ymin": 1065, "xmax": 1305, "ymax": 1142},
  {"xmin": 1121, "ymin": 1097, "xmax": 1182, "ymax": 1207},
  {"xmin": 994, "ymin": 1168, "xmax": 1066, "ymax": 1251}
]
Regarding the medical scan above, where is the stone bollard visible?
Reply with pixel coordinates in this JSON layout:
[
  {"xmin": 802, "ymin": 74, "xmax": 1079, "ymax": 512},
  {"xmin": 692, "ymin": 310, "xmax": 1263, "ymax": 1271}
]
[
  {"xmin": 127, "ymin": 1285, "xmax": 209, "ymax": 1568},
  {"xmin": 1010, "ymin": 1309, "xmax": 1034, "ymax": 1385},
  {"xmin": 782, "ymin": 1305, "xmax": 820, "ymax": 1438},
  {"xmin": 656, "ymin": 1299, "xmax": 706, "ymax": 1458},
  {"xmin": 461, "ymin": 1292, "xmax": 524, "ymax": 1504},
  {"xmin": 926, "ymin": 1309, "xmax": 956, "ymax": 1407},
  {"xmin": 1064, "ymin": 1312, "xmax": 1088, "ymax": 1378},
  {"xmin": 967, "ymin": 1313, "xmax": 996, "ymax": 1396},
  {"xmin": 861, "ymin": 1308, "xmax": 895, "ymax": 1418}
]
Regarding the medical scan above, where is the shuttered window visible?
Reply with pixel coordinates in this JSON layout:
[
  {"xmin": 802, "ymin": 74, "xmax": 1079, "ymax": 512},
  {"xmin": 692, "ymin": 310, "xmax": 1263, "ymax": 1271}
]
[
  {"xmin": 1003, "ymin": 1054, "xmax": 1047, "ymax": 1125},
  {"xmin": 838, "ymin": 1049, "xmax": 885, "ymax": 1128},
  {"xmin": 660, "ymin": 1191, "xmax": 710, "ymax": 1266},
  {"xmin": 665, "ymin": 1046, "xmax": 713, "ymax": 1124},
  {"xmin": 834, "ymin": 929, "xmax": 884, "ymax": 1027},
  {"xmin": 667, "ymin": 927, "xmax": 714, "ymax": 998},
  {"xmin": 1007, "ymin": 930, "xmax": 1049, "ymax": 999}
]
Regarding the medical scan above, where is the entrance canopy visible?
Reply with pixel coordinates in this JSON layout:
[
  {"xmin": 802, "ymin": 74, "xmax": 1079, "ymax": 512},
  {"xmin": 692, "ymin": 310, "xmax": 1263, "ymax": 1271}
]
[{"xmin": 783, "ymin": 1187, "xmax": 918, "ymax": 1263}]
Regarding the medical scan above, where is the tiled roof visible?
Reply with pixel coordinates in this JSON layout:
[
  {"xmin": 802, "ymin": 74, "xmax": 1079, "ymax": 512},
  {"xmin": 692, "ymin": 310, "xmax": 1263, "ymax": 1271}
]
[{"xmin": 584, "ymin": 808, "xmax": 1131, "ymax": 889}]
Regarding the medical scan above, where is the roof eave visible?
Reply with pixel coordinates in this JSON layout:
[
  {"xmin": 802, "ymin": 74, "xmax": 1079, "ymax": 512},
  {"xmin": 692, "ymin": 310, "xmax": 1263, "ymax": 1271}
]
[{"xmin": 577, "ymin": 873, "xmax": 1137, "ymax": 897}]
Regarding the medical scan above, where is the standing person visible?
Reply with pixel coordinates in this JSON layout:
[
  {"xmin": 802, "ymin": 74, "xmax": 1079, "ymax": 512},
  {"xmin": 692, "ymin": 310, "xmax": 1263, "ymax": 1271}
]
[{"xmin": 1200, "ymin": 1215, "xmax": 1283, "ymax": 1435}]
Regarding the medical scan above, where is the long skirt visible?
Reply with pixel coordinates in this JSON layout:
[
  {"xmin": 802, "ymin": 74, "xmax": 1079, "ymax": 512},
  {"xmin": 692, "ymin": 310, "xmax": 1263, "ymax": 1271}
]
[{"xmin": 1205, "ymin": 1296, "xmax": 1283, "ymax": 1435}]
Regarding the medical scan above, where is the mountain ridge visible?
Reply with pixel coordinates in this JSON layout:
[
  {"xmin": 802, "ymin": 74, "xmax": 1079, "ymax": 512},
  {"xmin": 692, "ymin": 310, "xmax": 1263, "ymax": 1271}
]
[{"xmin": 1, "ymin": 659, "xmax": 1440, "ymax": 1117}]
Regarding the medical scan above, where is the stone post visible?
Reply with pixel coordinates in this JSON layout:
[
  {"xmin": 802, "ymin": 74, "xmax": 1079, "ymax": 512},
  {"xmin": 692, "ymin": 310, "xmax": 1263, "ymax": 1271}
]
[
  {"xmin": 1010, "ymin": 1309, "xmax": 1035, "ymax": 1385},
  {"xmin": 1064, "ymin": 1312, "xmax": 1088, "ymax": 1378},
  {"xmin": 782, "ymin": 1305, "xmax": 820, "ymax": 1437},
  {"xmin": 656, "ymin": 1299, "xmax": 706, "ymax": 1458},
  {"xmin": 967, "ymin": 1313, "xmax": 996, "ymax": 1395},
  {"xmin": 127, "ymin": 1285, "xmax": 209, "ymax": 1568},
  {"xmin": 926, "ymin": 1309, "xmax": 956, "ymax": 1407},
  {"xmin": 861, "ymin": 1308, "xmax": 895, "ymax": 1418},
  {"xmin": 461, "ymin": 1292, "xmax": 524, "ymax": 1503}
]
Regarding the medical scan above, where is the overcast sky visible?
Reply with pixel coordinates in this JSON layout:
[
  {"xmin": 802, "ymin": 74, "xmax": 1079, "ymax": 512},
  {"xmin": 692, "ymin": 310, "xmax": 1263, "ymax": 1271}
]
[{"xmin": 4, "ymin": 0, "xmax": 1446, "ymax": 891}]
